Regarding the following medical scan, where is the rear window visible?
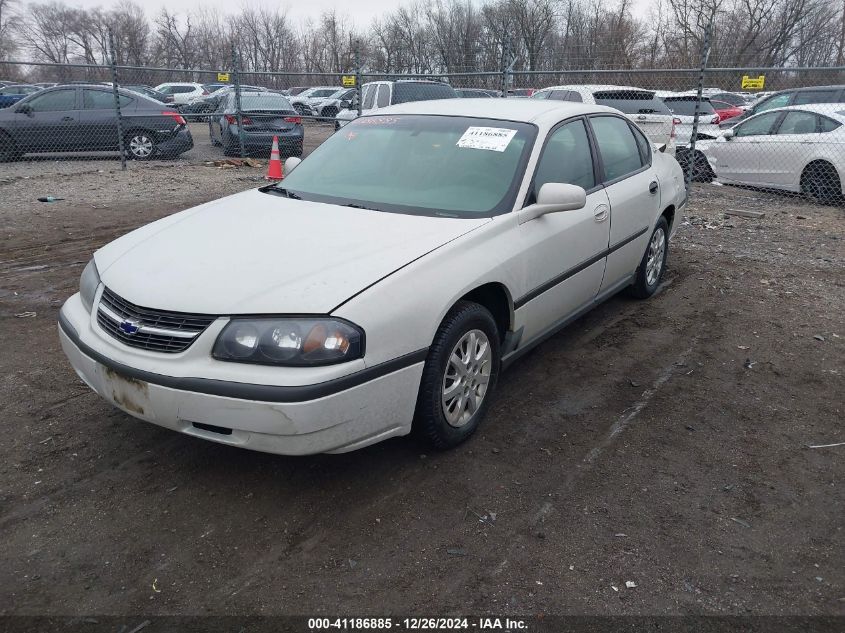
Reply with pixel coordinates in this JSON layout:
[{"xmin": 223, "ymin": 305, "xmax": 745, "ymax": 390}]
[
  {"xmin": 392, "ymin": 83, "xmax": 456, "ymax": 104},
  {"xmin": 239, "ymin": 94, "xmax": 293, "ymax": 111},
  {"xmin": 593, "ymin": 90, "xmax": 671, "ymax": 115},
  {"xmin": 663, "ymin": 98, "xmax": 716, "ymax": 116},
  {"xmin": 793, "ymin": 90, "xmax": 839, "ymax": 105}
]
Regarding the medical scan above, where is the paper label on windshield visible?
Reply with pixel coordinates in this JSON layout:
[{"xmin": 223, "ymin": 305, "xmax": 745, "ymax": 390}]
[{"xmin": 457, "ymin": 127, "xmax": 517, "ymax": 152}]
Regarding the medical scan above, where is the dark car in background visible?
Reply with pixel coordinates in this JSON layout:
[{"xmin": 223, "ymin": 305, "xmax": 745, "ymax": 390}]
[
  {"xmin": 180, "ymin": 85, "xmax": 266, "ymax": 118},
  {"xmin": 0, "ymin": 84, "xmax": 193, "ymax": 161},
  {"xmin": 719, "ymin": 85, "xmax": 845, "ymax": 127},
  {"xmin": 124, "ymin": 84, "xmax": 173, "ymax": 104},
  {"xmin": 0, "ymin": 84, "xmax": 43, "ymax": 108},
  {"xmin": 455, "ymin": 88, "xmax": 497, "ymax": 98},
  {"xmin": 209, "ymin": 91, "xmax": 303, "ymax": 157}
]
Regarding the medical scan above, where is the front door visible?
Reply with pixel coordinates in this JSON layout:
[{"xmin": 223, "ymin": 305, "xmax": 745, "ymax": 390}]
[
  {"xmin": 708, "ymin": 111, "xmax": 782, "ymax": 184},
  {"xmin": 12, "ymin": 88, "xmax": 79, "ymax": 153},
  {"xmin": 514, "ymin": 118, "xmax": 610, "ymax": 343}
]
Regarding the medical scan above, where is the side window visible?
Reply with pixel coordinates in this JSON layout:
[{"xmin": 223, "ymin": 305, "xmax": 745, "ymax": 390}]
[
  {"xmin": 566, "ymin": 91, "xmax": 583, "ymax": 102},
  {"xmin": 755, "ymin": 93, "xmax": 791, "ymax": 113},
  {"xmin": 376, "ymin": 84, "xmax": 390, "ymax": 108},
  {"xmin": 548, "ymin": 90, "xmax": 569, "ymax": 101},
  {"xmin": 819, "ymin": 115, "xmax": 841, "ymax": 132},
  {"xmin": 26, "ymin": 89, "xmax": 76, "ymax": 112},
  {"xmin": 735, "ymin": 112, "xmax": 781, "ymax": 137},
  {"xmin": 363, "ymin": 85, "xmax": 377, "ymax": 110},
  {"xmin": 531, "ymin": 119, "xmax": 596, "ymax": 200},
  {"xmin": 531, "ymin": 91, "xmax": 550, "ymax": 100},
  {"xmin": 590, "ymin": 115, "xmax": 644, "ymax": 182},
  {"xmin": 630, "ymin": 123, "xmax": 652, "ymax": 165},
  {"xmin": 173, "ymin": 86, "xmax": 193, "ymax": 94},
  {"xmin": 776, "ymin": 111, "xmax": 818, "ymax": 135},
  {"xmin": 83, "ymin": 89, "xmax": 132, "ymax": 109},
  {"xmin": 792, "ymin": 90, "xmax": 837, "ymax": 105}
]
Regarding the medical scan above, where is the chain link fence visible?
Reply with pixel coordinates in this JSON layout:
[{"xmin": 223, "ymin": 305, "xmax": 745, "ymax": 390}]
[{"xmin": 1, "ymin": 49, "xmax": 844, "ymax": 205}]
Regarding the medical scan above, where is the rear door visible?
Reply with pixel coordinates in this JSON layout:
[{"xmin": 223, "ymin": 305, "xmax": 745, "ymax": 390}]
[
  {"xmin": 758, "ymin": 110, "xmax": 823, "ymax": 186},
  {"xmin": 12, "ymin": 88, "xmax": 79, "ymax": 152},
  {"xmin": 589, "ymin": 115, "xmax": 660, "ymax": 293},
  {"xmin": 78, "ymin": 89, "xmax": 134, "ymax": 150}
]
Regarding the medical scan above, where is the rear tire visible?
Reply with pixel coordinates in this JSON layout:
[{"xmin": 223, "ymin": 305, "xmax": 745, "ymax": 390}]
[
  {"xmin": 414, "ymin": 301, "xmax": 500, "ymax": 450},
  {"xmin": 800, "ymin": 161, "xmax": 841, "ymax": 204},
  {"xmin": 321, "ymin": 106, "xmax": 338, "ymax": 120},
  {"xmin": 629, "ymin": 216, "xmax": 669, "ymax": 299},
  {"xmin": 124, "ymin": 131, "xmax": 157, "ymax": 161}
]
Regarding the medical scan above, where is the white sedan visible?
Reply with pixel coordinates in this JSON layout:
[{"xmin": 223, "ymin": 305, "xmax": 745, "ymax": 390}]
[
  {"xmin": 698, "ymin": 104, "xmax": 845, "ymax": 202},
  {"xmin": 58, "ymin": 99, "xmax": 687, "ymax": 455}
]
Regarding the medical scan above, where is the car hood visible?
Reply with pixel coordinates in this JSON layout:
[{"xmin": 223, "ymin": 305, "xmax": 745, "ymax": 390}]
[{"xmin": 94, "ymin": 188, "xmax": 488, "ymax": 315}]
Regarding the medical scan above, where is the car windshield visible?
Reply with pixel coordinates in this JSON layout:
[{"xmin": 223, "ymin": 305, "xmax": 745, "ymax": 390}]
[
  {"xmin": 275, "ymin": 115, "xmax": 536, "ymax": 217},
  {"xmin": 392, "ymin": 83, "xmax": 457, "ymax": 104},
  {"xmin": 663, "ymin": 98, "xmax": 716, "ymax": 116},
  {"xmin": 593, "ymin": 90, "xmax": 672, "ymax": 114},
  {"xmin": 239, "ymin": 94, "xmax": 293, "ymax": 111},
  {"xmin": 309, "ymin": 89, "xmax": 338, "ymax": 98}
]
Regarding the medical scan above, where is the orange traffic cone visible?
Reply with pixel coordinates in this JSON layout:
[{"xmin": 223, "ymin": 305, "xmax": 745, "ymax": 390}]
[{"xmin": 266, "ymin": 136, "xmax": 283, "ymax": 181}]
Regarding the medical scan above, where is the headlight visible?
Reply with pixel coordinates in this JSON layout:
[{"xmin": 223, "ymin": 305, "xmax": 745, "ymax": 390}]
[
  {"xmin": 79, "ymin": 259, "xmax": 100, "ymax": 314},
  {"xmin": 212, "ymin": 318, "xmax": 364, "ymax": 366}
]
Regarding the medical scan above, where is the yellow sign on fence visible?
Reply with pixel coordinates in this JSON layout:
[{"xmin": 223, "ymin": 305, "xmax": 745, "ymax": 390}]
[
  {"xmin": 217, "ymin": 72, "xmax": 230, "ymax": 82},
  {"xmin": 741, "ymin": 75, "xmax": 765, "ymax": 90},
  {"xmin": 342, "ymin": 75, "xmax": 356, "ymax": 87}
]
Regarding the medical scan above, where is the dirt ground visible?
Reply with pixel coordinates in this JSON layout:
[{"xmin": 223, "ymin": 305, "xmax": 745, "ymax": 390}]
[{"xmin": 0, "ymin": 131, "xmax": 843, "ymax": 623}]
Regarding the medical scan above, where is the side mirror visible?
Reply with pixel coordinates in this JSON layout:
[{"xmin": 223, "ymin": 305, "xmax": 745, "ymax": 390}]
[
  {"xmin": 722, "ymin": 128, "xmax": 735, "ymax": 140},
  {"xmin": 339, "ymin": 100, "xmax": 351, "ymax": 110},
  {"xmin": 16, "ymin": 103, "xmax": 32, "ymax": 116},
  {"xmin": 518, "ymin": 183, "xmax": 586, "ymax": 224},
  {"xmin": 284, "ymin": 156, "xmax": 301, "ymax": 174}
]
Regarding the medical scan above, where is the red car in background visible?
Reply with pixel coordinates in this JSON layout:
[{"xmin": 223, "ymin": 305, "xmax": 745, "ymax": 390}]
[{"xmin": 711, "ymin": 99, "xmax": 744, "ymax": 124}]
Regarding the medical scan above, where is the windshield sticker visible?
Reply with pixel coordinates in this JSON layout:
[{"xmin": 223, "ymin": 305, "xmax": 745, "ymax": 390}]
[{"xmin": 456, "ymin": 127, "xmax": 518, "ymax": 152}]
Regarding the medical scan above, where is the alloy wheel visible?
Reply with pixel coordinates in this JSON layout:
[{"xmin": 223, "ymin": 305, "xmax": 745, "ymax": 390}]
[
  {"xmin": 442, "ymin": 329, "xmax": 492, "ymax": 428},
  {"xmin": 645, "ymin": 227, "xmax": 666, "ymax": 287},
  {"xmin": 129, "ymin": 135, "xmax": 153, "ymax": 159}
]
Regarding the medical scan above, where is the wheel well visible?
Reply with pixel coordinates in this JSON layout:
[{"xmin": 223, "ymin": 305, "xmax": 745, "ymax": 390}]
[
  {"xmin": 460, "ymin": 283, "xmax": 512, "ymax": 341},
  {"xmin": 661, "ymin": 205, "xmax": 675, "ymax": 232},
  {"xmin": 802, "ymin": 159, "xmax": 837, "ymax": 180}
]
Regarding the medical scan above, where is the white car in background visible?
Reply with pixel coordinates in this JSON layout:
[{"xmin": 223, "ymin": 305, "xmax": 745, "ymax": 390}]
[
  {"xmin": 531, "ymin": 85, "xmax": 678, "ymax": 155},
  {"xmin": 335, "ymin": 80, "xmax": 458, "ymax": 129},
  {"xmin": 153, "ymin": 82, "xmax": 207, "ymax": 105},
  {"xmin": 58, "ymin": 99, "xmax": 686, "ymax": 456},
  {"xmin": 290, "ymin": 86, "xmax": 343, "ymax": 117},
  {"xmin": 697, "ymin": 104, "xmax": 845, "ymax": 201},
  {"xmin": 656, "ymin": 92, "xmax": 721, "ymax": 145}
]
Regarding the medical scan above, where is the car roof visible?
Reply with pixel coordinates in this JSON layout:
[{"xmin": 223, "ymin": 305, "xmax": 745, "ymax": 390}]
[
  {"xmin": 763, "ymin": 103, "xmax": 845, "ymax": 121},
  {"xmin": 373, "ymin": 98, "xmax": 621, "ymax": 125},
  {"xmin": 538, "ymin": 84, "xmax": 657, "ymax": 94}
]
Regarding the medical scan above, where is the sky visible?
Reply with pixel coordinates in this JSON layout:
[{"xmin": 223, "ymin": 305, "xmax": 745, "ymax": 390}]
[{"xmin": 61, "ymin": 0, "xmax": 653, "ymax": 28}]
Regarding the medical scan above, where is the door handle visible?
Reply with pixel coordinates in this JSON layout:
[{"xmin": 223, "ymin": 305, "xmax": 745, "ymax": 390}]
[
  {"xmin": 649, "ymin": 181, "xmax": 659, "ymax": 194},
  {"xmin": 61, "ymin": 116, "xmax": 74, "ymax": 121},
  {"xmin": 594, "ymin": 204, "xmax": 609, "ymax": 222}
]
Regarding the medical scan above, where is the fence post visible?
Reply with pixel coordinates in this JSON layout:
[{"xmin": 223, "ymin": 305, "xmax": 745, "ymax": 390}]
[
  {"xmin": 500, "ymin": 33, "xmax": 511, "ymax": 97},
  {"xmin": 108, "ymin": 29, "xmax": 127, "ymax": 171},
  {"xmin": 231, "ymin": 44, "xmax": 245, "ymax": 158},
  {"xmin": 354, "ymin": 40, "xmax": 362, "ymax": 117},
  {"xmin": 685, "ymin": 14, "xmax": 713, "ymax": 191}
]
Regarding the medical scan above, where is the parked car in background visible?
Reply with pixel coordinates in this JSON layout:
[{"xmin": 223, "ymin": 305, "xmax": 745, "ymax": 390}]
[
  {"xmin": 335, "ymin": 80, "xmax": 458, "ymax": 129},
  {"xmin": 507, "ymin": 88, "xmax": 536, "ymax": 97},
  {"xmin": 532, "ymin": 85, "xmax": 678, "ymax": 154},
  {"xmin": 710, "ymin": 99, "xmax": 744, "ymax": 123},
  {"xmin": 310, "ymin": 88, "xmax": 357, "ymax": 120},
  {"xmin": 456, "ymin": 88, "xmax": 497, "ymax": 98},
  {"xmin": 657, "ymin": 93, "xmax": 721, "ymax": 177},
  {"xmin": 0, "ymin": 84, "xmax": 43, "ymax": 108},
  {"xmin": 209, "ymin": 91, "xmax": 303, "ymax": 157},
  {"xmin": 203, "ymin": 83, "xmax": 229, "ymax": 94},
  {"xmin": 58, "ymin": 98, "xmax": 685, "ymax": 455},
  {"xmin": 291, "ymin": 86, "xmax": 345, "ymax": 117},
  {"xmin": 153, "ymin": 82, "xmax": 207, "ymax": 105},
  {"xmin": 697, "ymin": 104, "xmax": 845, "ymax": 202},
  {"xmin": 701, "ymin": 90, "xmax": 748, "ymax": 108},
  {"xmin": 0, "ymin": 84, "xmax": 192, "ymax": 162},
  {"xmin": 123, "ymin": 85, "xmax": 173, "ymax": 104},
  {"xmin": 720, "ymin": 85, "xmax": 845, "ymax": 128},
  {"xmin": 181, "ymin": 85, "xmax": 266, "ymax": 117},
  {"xmin": 287, "ymin": 86, "xmax": 309, "ymax": 96}
]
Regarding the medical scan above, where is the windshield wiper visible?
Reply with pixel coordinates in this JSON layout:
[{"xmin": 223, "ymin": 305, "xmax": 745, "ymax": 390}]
[
  {"xmin": 343, "ymin": 202, "xmax": 381, "ymax": 211},
  {"xmin": 270, "ymin": 186, "xmax": 301, "ymax": 199}
]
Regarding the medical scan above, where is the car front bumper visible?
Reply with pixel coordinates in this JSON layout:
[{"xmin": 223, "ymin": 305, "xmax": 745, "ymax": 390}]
[{"xmin": 58, "ymin": 292, "xmax": 423, "ymax": 455}]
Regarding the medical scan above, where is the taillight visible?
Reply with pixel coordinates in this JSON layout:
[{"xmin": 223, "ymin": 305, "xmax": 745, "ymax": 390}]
[
  {"xmin": 202, "ymin": 90, "xmax": 209, "ymax": 95},
  {"xmin": 671, "ymin": 117, "xmax": 680, "ymax": 139},
  {"xmin": 284, "ymin": 116, "xmax": 302, "ymax": 124},
  {"xmin": 224, "ymin": 114, "xmax": 252, "ymax": 125},
  {"xmin": 162, "ymin": 111, "xmax": 186, "ymax": 126},
  {"xmin": 711, "ymin": 114, "xmax": 720, "ymax": 124}
]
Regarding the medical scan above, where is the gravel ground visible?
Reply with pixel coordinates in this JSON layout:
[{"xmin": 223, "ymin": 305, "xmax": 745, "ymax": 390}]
[{"xmin": 0, "ymin": 150, "xmax": 842, "ymax": 623}]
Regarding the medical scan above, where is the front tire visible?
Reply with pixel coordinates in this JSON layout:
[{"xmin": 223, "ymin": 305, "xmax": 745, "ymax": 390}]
[
  {"xmin": 414, "ymin": 301, "xmax": 500, "ymax": 450},
  {"xmin": 0, "ymin": 133, "xmax": 21, "ymax": 162},
  {"xmin": 801, "ymin": 161, "xmax": 841, "ymax": 204},
  {"xmin": 629, "ymin": 216, "xmax": 669, "ymax": 299}
]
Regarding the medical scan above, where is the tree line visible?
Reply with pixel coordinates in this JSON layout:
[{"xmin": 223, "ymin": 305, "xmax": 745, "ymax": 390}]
[{"xmin": 1, "ymin": 0, "xmax": 843, "ymax": 79}]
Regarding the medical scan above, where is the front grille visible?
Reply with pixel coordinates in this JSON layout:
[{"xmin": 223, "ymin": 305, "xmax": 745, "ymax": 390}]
[{"xmin": 96, "ymin": 286, "xmax": 217, "ymax": 353}]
